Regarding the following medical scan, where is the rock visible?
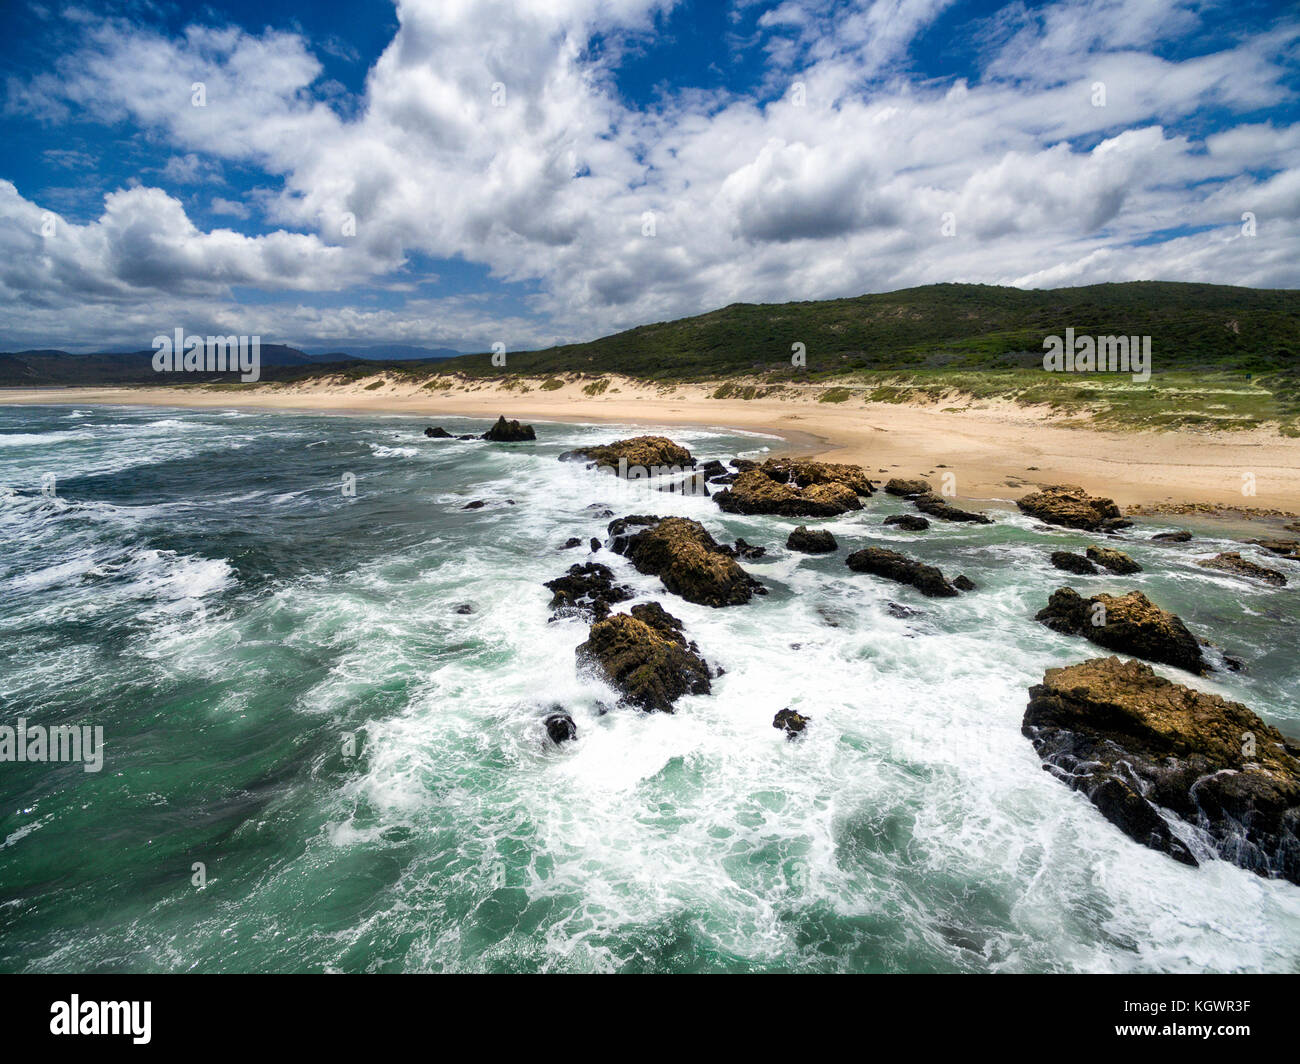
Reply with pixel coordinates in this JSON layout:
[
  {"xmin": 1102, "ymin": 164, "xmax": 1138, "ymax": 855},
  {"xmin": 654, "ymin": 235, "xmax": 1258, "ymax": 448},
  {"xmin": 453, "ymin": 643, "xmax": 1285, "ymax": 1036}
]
[
  {"xmin": 589, "ymin": 537, "xmax": 601, "ymax": 552},
  {"xmin": 786, "ymin": 526, "xmax": 838, "ymax": 553},
  {"xmin": 559, "ymin": 435, "xmax": 693, "ymax": 471},
  {"xmin": 463, "ymin": 500, "xmax": 486, "ymax": 510},
  {"xmin": 884, "ymin": 514, "xmax": 930, "ymax": 531},
  {"xmin": 886, "ymin": 601, "xmax": 923, "ymax": 618},
  {"xmin": 1016, "ymin": 484, "xmax": 1130, "ymax": 531},
  {"xmin": 544, "ymin": 713, "xmax": 577, "ymax": 745},
  {"xmin": 576, "ymin": 612, "xmax": 711, "ymax": 713},
  {"xmin": 481, "ymin": 415, "xmax": 536, "ymax": 442},
  {"xmin": 561, "ymin": 537, "xmax": 582, "ymax": 550},
  {"xmin": 1248, "ymin": 538, "xmax": 1300, "ymax": 561},
  {"xmin": 845, "ymin": 547, "xmax": 960, "ymax": 597},
  {"xmin": 733, "ymin": 538, "xmax": 766, "ymax": 560},
  {"xmin": 714, "ymin": 469, "xmax": 862, "ymax": 517},
  {"xmin": 730, "ymin": 458, "xmax": 759, "ymax": 471},
  {"xmin": 700, "ymin": 460, "xmax": 727, "ymax": 477},
  {"xmin": 1196, "ymin": 552, "xmax": 1287, "ymax": 586},
  {"xmin": 1051, "ymin": 551, "xmax": 1098, "ymax": 575},
  {"xmin": 612, "ymin": 516, "xmax": 762, "ymax": 606},
  {"xmin": 773, "ymin": 708, "xmax": 810, "ymax": 739},
  {"xmin": 885, "ymin": 477, "xmax": 931, "ymax": 497},
  {"xmin": 543, "ymin": 562, "xmax": 633, "ymax": 621},
  {"xmin": 456, "ymin": 434, "xmax": 477, "ymax": 441},
  {"xmin": 1152, "ymin": 530, "xmax": 1192, "ymax": 543},
  {"xmin": 1024, "ymin": 657, "xmax": 1300, "ymax": 882},
  {"xmin": 1087, "ymin": 545, "xmax": 1142, "ymax": 575},
  {"xmin": 953, "ymin": 574, "xmax": 977, "ymax": 591},
  {"xmin": 424, "ymin": 426, "xmax": 453, "ymax": 438},
  {"xmin": 913, "ymin": 493, "xmax": 992, "ymax": 524},
  {"xmin": 454, "ymin": 603, "xmax": 475, "ymax": 615},
  {"xmin": 1035, "ymin": 588, "xmax": 1205, "ymax": 674},
  {"xmin": 628, "ymin": 601, "xmax": 685, "ymax": 638},
  {"xmin": 760, "ymin": 458, "xmax": 874, "ymax": 496}
]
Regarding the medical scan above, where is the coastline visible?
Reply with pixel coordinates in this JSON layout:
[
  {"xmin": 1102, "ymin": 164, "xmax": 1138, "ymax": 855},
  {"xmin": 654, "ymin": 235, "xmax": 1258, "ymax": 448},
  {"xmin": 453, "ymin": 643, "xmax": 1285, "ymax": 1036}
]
[{"xmin": 6, "ymin": 376, "xmax": 1300, "ymax": 518}]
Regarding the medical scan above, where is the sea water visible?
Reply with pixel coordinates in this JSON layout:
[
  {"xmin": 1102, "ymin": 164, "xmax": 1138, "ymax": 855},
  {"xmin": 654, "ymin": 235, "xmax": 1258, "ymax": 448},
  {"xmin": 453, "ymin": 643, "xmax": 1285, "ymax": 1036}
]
[{"xmin": 1, "ymin": 403, "xmax": 1298, "ymax": 972}]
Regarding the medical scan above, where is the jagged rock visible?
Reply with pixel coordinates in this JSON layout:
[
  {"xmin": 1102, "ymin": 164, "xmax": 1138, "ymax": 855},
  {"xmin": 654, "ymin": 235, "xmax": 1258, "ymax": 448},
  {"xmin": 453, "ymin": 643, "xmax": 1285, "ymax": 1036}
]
[
  {"xmin": 544, "ymin": 562, "xmax": 633, "ymax": 621},
  {"xmin": 1152, "ymin": 530, "xmax": 1192, "ymax": 543},
  {"xmin": 561, "ymin": 537, "xmax": 582, "ymax": 550},
  {"xmin": 544, "ymin": 713, "xmax": 577, "ymax": 744},
  {"xmin": 733, "ymin": 538, "xmax": 766, "ymax": 560},
  {"xmin": 1196, "ymin": 552, "xmax": 1287, "ymax": 586},
  {"xmin": 714, "ymin": 469, "xmax": 862, "ymax": 517},
  {"xmin": 1248, "ymin": 538, "xmax": 1300, "ymax": 561},
  {"xmin": 481, "ymin": 415, "xmax": 536, "ymax": 442},
  {"xmin": 786, "ymin": 526, "xmax": 838, "ymax": 553},
  {"xmin": 773, "ymin": 708, "xmax": 810, "ymax": 739},
  {"xmin": 1036, "ymin": 588, "xmax": 1205, "ymax": 674},
  {"xmin": 884, "ymin": 514, "xmax": 930, "ymax": 531},
  {"xmin": 700, "ymin": 460, "xmax": 726, "ymax": 477},
  {"xmin": 1017, "ymin": 484, "xmax": 1131, "ymax": 531},
  {"xmin": 913, "ymin": 493, "xmax": 992, "ymax": 524},
  {"xmin": 1087, "ymin": 545, "xmax": 1142, "ymax": 575},
  {"xmin": 628, "ymin": 601, "xmax": 683, "ymax": 637},
  {"xmin": 424, "ymin": 426, "xmax": 453, "ymax": 438},
  {"xmin": 953, "ymin": 574, "xmax": 977, "ymax": 591},
  {"xmin": 1051, "ymin": 550, "xmax": 1098, "ymax": 575},
  {"xmin": 612, "ymin": 516, "xmax": 762, "ymax": 606},
  {"xmin": 731, "ymin": 458, "xmax": 759, "ymax": 471},
  {"xmin": 759, "ymin": 458, "xmax": 874, "ymax": 496},
  {"xmin": 1024, "ymin": 657, "xmax": 1300, "ymax": 883},
  {"xmin": 576, "ymin": 613, "xmax": 711, "ymax": 713},
  {"xmin": 885, "ymin": 477, "xmax": 931, "ymax": 497},
  {"xmin": 845, "ymin": 547, "xmax": 960, "ymax": 597},
  {"xmin": 559, "ymin": 435, "xmax": 693, "ymax": 471}
]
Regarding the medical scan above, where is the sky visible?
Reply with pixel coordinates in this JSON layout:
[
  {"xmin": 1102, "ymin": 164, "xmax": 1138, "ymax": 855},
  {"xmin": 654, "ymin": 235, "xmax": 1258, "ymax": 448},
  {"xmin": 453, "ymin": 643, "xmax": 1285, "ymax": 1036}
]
[{"xmin": 1, "ymin": 0, "xmax": 1297, "ymax": 353}]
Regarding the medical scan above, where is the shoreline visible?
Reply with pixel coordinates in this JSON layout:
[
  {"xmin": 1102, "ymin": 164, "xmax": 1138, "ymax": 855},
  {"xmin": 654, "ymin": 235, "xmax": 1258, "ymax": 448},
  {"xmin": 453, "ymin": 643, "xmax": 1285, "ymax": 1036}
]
[{"xmin": 6, "ymin": 379, "xmax": 1300, "ymax": 521}]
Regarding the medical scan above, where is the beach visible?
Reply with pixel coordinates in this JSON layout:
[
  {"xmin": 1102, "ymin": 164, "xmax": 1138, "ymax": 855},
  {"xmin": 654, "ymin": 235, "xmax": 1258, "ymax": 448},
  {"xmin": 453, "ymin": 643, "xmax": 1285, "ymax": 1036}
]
[{"xmin": 6, "ymin": 376, "xmax": 1300, "ymax": 515}]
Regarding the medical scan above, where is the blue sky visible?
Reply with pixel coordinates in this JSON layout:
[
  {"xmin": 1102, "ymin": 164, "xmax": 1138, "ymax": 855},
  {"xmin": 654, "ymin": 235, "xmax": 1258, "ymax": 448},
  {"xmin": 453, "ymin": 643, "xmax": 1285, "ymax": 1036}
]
[{"xmin": 1, "ymin": 0, "xmax": 1296, "ymax": 352}]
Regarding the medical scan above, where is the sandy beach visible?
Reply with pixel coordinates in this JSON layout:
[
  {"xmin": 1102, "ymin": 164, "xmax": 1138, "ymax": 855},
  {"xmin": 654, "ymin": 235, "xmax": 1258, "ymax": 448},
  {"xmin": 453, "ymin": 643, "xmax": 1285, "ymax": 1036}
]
[{"xmin": 6, "ymin": 375, "xmax": 1300, "ymax": 515}]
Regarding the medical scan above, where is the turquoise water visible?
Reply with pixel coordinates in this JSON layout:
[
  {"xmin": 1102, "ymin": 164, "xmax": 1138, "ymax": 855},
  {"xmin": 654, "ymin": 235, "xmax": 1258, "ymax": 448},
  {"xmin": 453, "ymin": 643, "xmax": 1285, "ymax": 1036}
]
[{"xmin": 1, "ymin": 402, "xmax": 1298, "ymax": 973}]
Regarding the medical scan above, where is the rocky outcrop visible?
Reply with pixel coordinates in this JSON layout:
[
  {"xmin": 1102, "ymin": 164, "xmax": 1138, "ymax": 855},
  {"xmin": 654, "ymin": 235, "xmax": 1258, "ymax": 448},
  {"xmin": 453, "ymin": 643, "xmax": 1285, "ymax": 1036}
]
[
  {"xmin": 913, "ymin": 493, "xmax": 992, "ymax": 524},
  {"xmin": 884, "ymin": 514, "xmax": 930, "ymax": 531},
  {"xmin": 1024, "ymin": 657, "xmax": 1300, "ymax": 883},
  {"xmin": 714, "ymin": 469, "xmax": 862, "ymax": 517},
  {"xmin": 845, "ymin": 547, "xmax": 960, "ymax": 597},
  {"xmin": 885, "ymin": 477, "xmax": 930, "ymax": 497},
  {"xmin": 424, "ymin": 426, "xmax": 453, "ymax": 438},
  {"xmin": 544, "ymin": 562, "xmax": 633, "ymax": 621},
  {"xmin": 1016, "ymin": 485, "xmax": 1131, "ymax": 531},
  {"xmin": 1087, "ymin": 545, "xmax": 1142, "ymax": 575},
  {"xmin": 1036, "ymin": 588, "xmax": 1205, "ymax": 674},
  {"xmin": 612, "ymin": 516, "xmax": 763, "ymax": 606},
  {"xmin": 576, "ymin": 612, "xmax": 711, "ymax": 713},
  {"xmin": 786, "ymin": 526, "xmax": 838, "ymax": 553},
  {"xmin": 544, "ymin": 713, "xmax": 577, "ymax": 744},
  {"xmin": 773, "ymin": 708, "xmax": 810, "ymax": 739},
  {"xmin": 1196, "ymin": 552, "xmax": 1287, "ymax": 586},
  {"xmin": 760, "ymin": 459, "xmax": 874, "ymax": 496},
  {"xmin": 1051, "ymin": 551, "xmax": 1097, "ymax": 575},
  {"xmin": 482, "ymin": 416, "xmax": 536, "ymax": 442},
  {"xmin": 559, "ymin": 436, "xmax": 693, "ymax": 471},
  {"xmin": 1152, "ymin": 530, "xmax": 1192, "ymax": 543},
  {"xmin": 1249, "ymin": 539, "xmax": 1300, "ymax": 561}
]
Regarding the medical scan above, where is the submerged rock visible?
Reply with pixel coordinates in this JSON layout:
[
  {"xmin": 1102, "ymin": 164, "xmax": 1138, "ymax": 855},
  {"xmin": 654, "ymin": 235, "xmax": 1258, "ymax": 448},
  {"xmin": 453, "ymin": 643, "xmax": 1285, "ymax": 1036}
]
[
  {"xmin": 953, "ymin": 574, "xmax": 977, "ymax": 591},
  {"xmin": 1036, "ymin": 588, "xmax": 1205, "ymax": 674},
  {"xmin": 1024, "ymin": 657, "xmax": 1300, "ymax": 883},
  {"xmin": 481, "ymin": 415, "xmax": 536, "ymax": 442},
  {"xmin": 561, "ymin": 537, "xmax": 582, "ymax": 550},
  {"xmin": 576, "ymin": 612, "xmax": 711, "ymax": 713},
  {"xmin": 1087, "ymin": 545, "xmax": 1142, "ymax": 575},
  {"xmin": 424, "ymin": 426, "xmax": 453, "ymax": 438},
  {"xmin": 1051, "ymin": 550, "xmax": 1098, "ymax": 575},
  {"xmin": 845, "ymin": 547, "xmax": 960, "ymax": 597},
  {"xmin": 773, "ymin": 708, "xmax": 810, "ymax": 739},
  {"xmin": 613, "ymin": 516, "xmax": 762, "ymax": 606},
  {"xmin": 1196, "ymin": 551, "xmax": 1287, "ymax": 586},
  {"xmin": 1248, "ymin": 539, "xmax": 1300, "ymax": 561},
  {"xmin": 1152, "ymin": 530, "xmax": 1193, "ymax": 543},
  {"xmin": 786, "ymin": 526, "xmax": 838, "ymax": 553},
  {"xmin": 884, "ymin": 514, "xmax": 930, "ymax": 531},
  {"xmin": 559, "ymin": 435, "xmax": 693, "ymax": 471},
  {"xmin": 543, "ymin": 562, "xmax": 633, "ymax": 621},
  {"xmin": 1016, "ymin": 484, "xmax": 1131, "ymax": 532},
  {"xmin": 885, "ymin": 477, "xmax": 931, "ymax": 497},
  {"xmin": 913, "ymin": 493, "xmax": 992, "ymax": 524},
  {"xmin": 714, "ymin": 469, "xmax": 862, "ymax": 517},
  {"xmin": 544, "ymin": 713, "xmax": 577, "ymax": 745}
]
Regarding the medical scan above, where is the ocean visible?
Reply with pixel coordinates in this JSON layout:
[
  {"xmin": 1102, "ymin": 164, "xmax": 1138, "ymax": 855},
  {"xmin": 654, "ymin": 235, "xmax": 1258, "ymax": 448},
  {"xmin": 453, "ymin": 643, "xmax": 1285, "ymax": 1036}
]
[{"xmin": 1, "ymin": 402, "xmax": 1298, "ymax": 972}]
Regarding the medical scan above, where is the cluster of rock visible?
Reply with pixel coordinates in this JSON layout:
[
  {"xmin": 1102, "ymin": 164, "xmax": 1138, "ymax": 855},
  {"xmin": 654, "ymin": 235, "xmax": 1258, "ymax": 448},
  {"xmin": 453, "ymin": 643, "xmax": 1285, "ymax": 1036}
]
[
  {"xmin": 1036, "ymin": 588, "xmax": 1205, "ymax": 674},
  {"xmin": 1017, "ymin": 484, "xmax": 1132, "ymax": 532},
  {"xmin": 576, "ymin": 607, "xmax": 714, "ymax": 714},
  {"xmin": 558, "ymin": 435, "xmax": 693, "ymax": 471},
  {"xmin": 1024, "ymin": 657, "xmax": 1300, "ymax": 884},
  {"xmin": 424, "ymin": 415, "xmax": 536, "ymax": 442},
  {"xmin": 610, "ymin": 516, "xmax": 764, "ymax": 607},
  {"xmin": 713, "ymin": 459, "xmax": 872, "ymax": 517},
  {"xmin": 1050, "ymin": 546, "xmax": 1142, "ymax": 575}
]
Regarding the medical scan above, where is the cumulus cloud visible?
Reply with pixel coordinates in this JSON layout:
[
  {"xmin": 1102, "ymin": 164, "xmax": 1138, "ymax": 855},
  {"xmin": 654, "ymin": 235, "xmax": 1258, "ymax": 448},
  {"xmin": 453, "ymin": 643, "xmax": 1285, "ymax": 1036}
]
[{"xmin": 1, "ymin": 0, "xmax": 1297, "ymax": 351}]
